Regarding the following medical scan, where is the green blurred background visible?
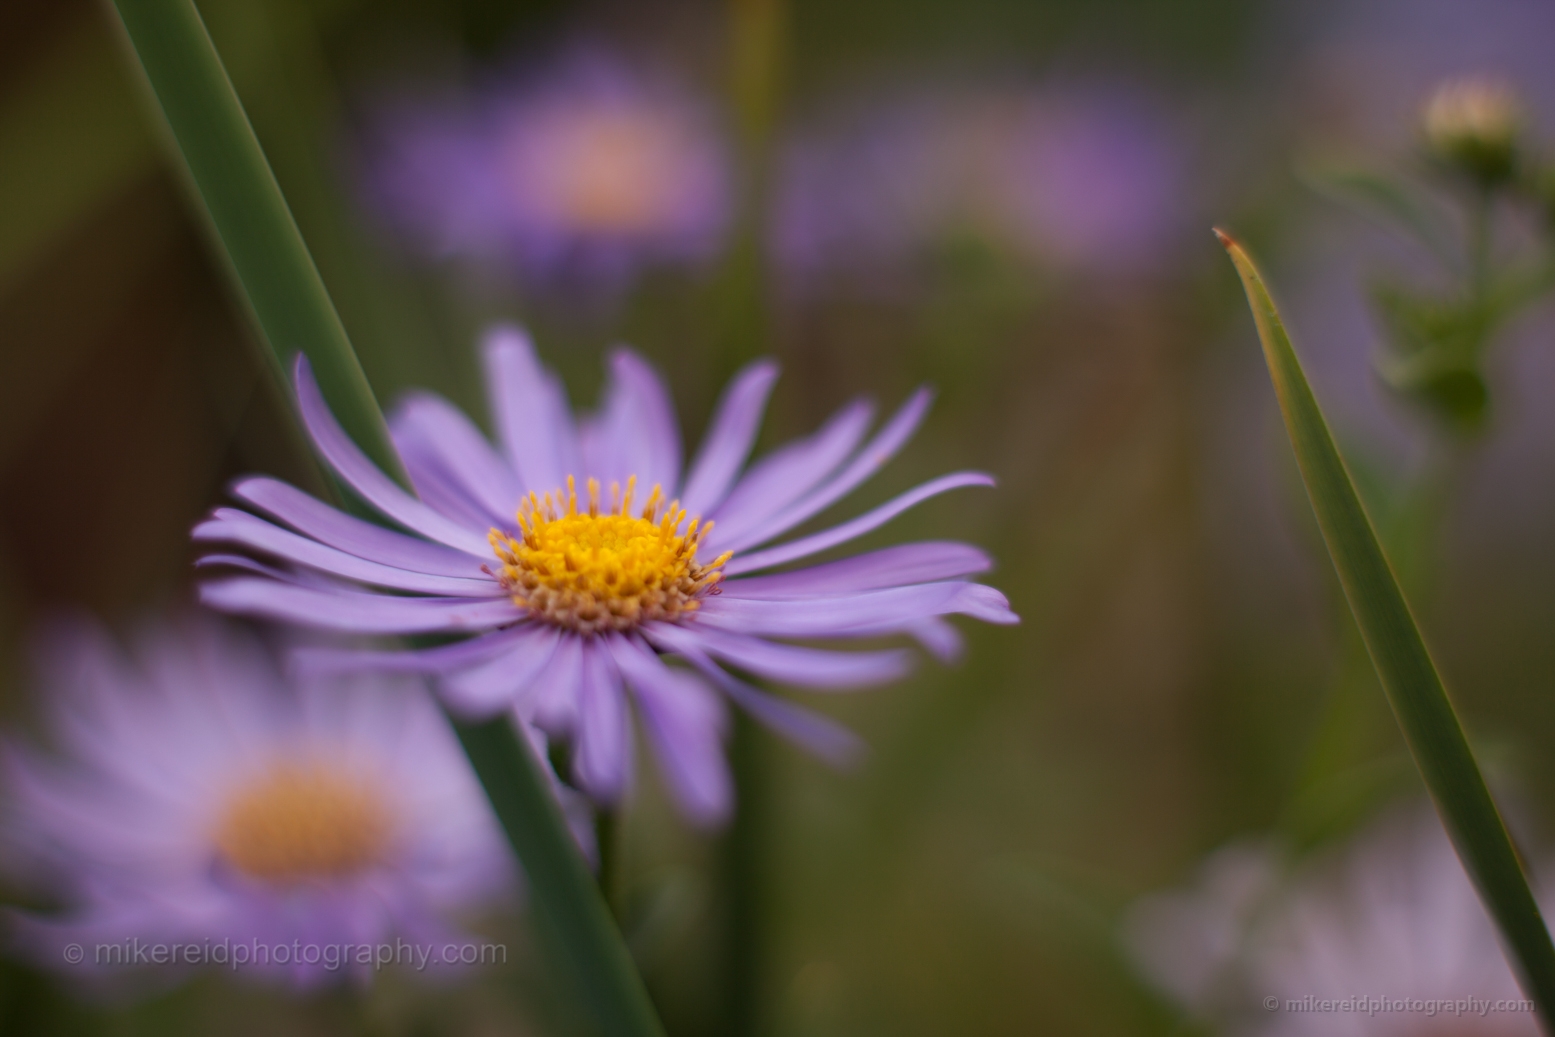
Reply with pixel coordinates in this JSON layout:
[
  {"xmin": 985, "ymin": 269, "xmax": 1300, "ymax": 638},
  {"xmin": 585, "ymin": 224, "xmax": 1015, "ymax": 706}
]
[{"xmin": 4, "ymin": 0, "xmax": 1555, "ymax": 1033}]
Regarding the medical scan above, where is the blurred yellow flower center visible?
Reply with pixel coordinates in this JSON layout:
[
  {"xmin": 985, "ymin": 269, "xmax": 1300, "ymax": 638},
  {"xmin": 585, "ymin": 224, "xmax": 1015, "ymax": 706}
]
[
  {"xmin": 214, "ymin": 762, "xmax": 393, "ymax": 884},
  {"xmin": 490, "ymin": 475, "xmax": 731, "ymax": 635},
  {"xmin": 542, "ymin": 112, "xmax": 686, "ymax": 232}
]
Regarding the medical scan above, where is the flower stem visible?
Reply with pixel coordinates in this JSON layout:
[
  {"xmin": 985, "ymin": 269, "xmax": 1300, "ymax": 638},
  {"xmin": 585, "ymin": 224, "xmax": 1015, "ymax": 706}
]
[
  {"xmin": 105, "ymin": 2, "xmax": 665, "ymax": 1034},
  {"xmin": 454, "ymin": 716, "xmax": 666, "ymax": 1037},
  {"xmin": 722, "ymin": 711, "xmax": 768, "ymax": 1037},
  {"xmin": 709, "ymin": 0, "xmax": 788, "ymax": 385},
  {"xmin": 596, "ymin": 805, "xmax": 626, "ymax": 922}
]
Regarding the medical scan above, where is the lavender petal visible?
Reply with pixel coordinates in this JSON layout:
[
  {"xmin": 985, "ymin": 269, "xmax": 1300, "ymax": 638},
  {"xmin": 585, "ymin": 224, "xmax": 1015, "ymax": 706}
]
[
  {"xmin": 609, "ymin": 636, "xmax": 730, "ymax": 825},
  {"xmin": 680, "ymin": 359, "xmax": 780, "ymax": 517},
  {"xmin": 723, "ymin": 388, "xmax": 933, "ymax": 552},
  {"xmin": 526, "ymin": 632, "xmax": 584, "ymax": 735},
  {"xmin": 291, "ymin": 630, "xmax": 527, "ymax": 677},
  {"xmin": 389, "ymin": 391, "xmax": 520, "ymax": 521},
  {"xmin": 720, "ymin": 541, "xmax": 991, "ymax": 599},
  {"xmin": 646, "ymin": 622, "xmax": 912, "ymax": 690},
  {"xmin": 200, "ymin": 578, "xmax": 521, "ymax": 634},
  {"xmin": 669, "ymin": 642, "xmax": 863, "ymax": 767},
  {"xmin": 392, "ymin": 439, "xmax": 509, "ymax": 532},
  {"xmin": 696, "ymin": 581, "xmax": 996, "ymax": 637},
  {"xmin": 194, "ymin": 510, "xmax": 497, "ymax": 596},
  {"xmin": 572, "ymin": 641, "xmax": 631, "ymax": 804},
  {"xmin": 703, "ymin": 399, "xmax": 874, "ymax": 551},
  {"xmin": 482, "ymin": 325, "xmax": 579, "ymax": 495},
  {"xmin": 581, "ymin": 350, "xmax": 681, "ymax": 493},
  {"xmin": 724, "ymin": 472, "xmax": 996, "ymax": 575},
  {"xmin": 908, "ymin": 617, "xmax": 964, "ymax": 662},
  {"xmin": 293, "ymin": 357, "xmax": 491, "ymax": 555},
  {"xmin": 947, "ymin": 582, "xmax": 1020, "ymax": 625},
  {"xmin": 440, "ymin": 626, "xmax": 561, "ymax": 719},
  {"xmin": 232, "ymin": 477, "xmax": 483, "ymax": 578}
]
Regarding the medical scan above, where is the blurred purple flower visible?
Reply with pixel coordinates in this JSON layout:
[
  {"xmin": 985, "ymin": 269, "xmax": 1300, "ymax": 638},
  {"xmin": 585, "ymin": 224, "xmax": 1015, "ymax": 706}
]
[
  {"xmin": 360, "ymin": 52, "xmax": 730, "ymax": 292},
  {"xmin": 772, "ymin": 84, "xmax": 1191, "ymax": 292},
  {"xmin": 2, "ymin": 617, "xmax": 529, "ymax": 990},
  {"xmin": 1126, "ymin": 806, "xmax": 1541, "ymax": 1035},
  {"xmin": 997, "ymin": 91, "xmax": 1191, "ymax": 272},
  {"xmin": 193, "ymin": 326, "xmax": 1017, "ymax": 826}
]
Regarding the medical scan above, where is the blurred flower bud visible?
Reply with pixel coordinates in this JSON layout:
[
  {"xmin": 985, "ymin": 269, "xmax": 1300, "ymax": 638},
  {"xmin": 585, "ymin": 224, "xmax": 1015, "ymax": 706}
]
[{"xmin": 1421, "ymin": 76, "xmax": 1521, "ymax": 188}]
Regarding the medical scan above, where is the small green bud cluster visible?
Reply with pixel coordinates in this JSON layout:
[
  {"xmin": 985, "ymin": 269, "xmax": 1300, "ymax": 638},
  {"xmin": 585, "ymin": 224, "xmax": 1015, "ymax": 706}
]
[{"xmin": 1422, "ymin": 77, "xmax": 1521, "ymax": 189}]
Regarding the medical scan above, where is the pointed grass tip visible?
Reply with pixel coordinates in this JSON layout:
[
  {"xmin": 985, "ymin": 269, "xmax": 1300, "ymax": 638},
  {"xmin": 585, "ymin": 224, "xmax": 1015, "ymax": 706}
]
[{"xmin": 1211, "ymin": 226, "xmax": 1236, "ymax": 249}]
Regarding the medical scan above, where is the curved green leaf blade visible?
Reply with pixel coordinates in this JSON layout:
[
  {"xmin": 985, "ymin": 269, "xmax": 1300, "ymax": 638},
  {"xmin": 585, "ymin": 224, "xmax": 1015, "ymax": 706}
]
[
  {"xmin": 108, "ymin": 0, "xmax": 399, "ymax": 481},
  {"xmin": 105, "ymin": 4, "xmax": 666, "ymax": 1035},
  {"xmin": 1217, "ymin": 228, "xmax": 1555, "ymax": 1025}
]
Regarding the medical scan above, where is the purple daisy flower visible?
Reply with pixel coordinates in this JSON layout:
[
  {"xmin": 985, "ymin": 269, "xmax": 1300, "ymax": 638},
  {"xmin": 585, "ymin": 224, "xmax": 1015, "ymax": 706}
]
[
  {"xmin": 360, "ymin": 51, "xmax": 730, "ymax": 292},
  {"xmin": 1125, "ymin": 806, "xmax": 1544, "ymax": 1034},
  {"xmin": 193, "ymin": 326, "xmax": 1017, "ymax": 825},
  {"xmin": 993, "ymin": 87, "xmax": 1191, "ymax": 273},
  {"xmin": 1, "ymin": 616, "xmax": 530, "ymax": 990},
  {"xmin": 771, "ymin": 82, "xmax": 1192, "ymax": 293}
]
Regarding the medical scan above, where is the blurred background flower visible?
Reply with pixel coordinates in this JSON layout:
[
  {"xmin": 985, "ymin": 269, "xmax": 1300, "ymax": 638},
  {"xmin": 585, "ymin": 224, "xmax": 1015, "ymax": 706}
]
[
  {"xmin": 1, "ymin": 616, "xmax": 516, "ymax": 992},
  {"xmin": 771, "ymin": 81, "xmax": 1194, "ymax": 296},
  {"xmin": 356, "ymin": 47, "xmax": 730, "ymax": 299},
  {"xmin": 1126, "ymin": 804, "xmax": 1542, "ymax": 1036}
]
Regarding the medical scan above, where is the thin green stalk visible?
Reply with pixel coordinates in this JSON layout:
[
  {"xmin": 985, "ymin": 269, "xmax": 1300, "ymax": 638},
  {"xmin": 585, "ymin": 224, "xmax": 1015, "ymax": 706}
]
[
  {"xmin": 709, "ymin": 0, "xmax": 787, "ymax": 385},
  {"xmin": 596, "ymin": 806, "xmax": 626, "ymax": 922},
  {"xmin": 105, "ymin": 3, "xmax": 665, "ymax": 1034},
  {"xmin": 1218, "ymin": 228, "xmax": 1555, "ymax": 1026},
  {"xmin": 107, "ymin": 0, "xmax": 398, "ymax": 479},
  {"xmin": 455, "ymin": 718, "xmax": 666, "ymax": 1037},
  {"xmin": 722, "ymin": 711, "xmax": 768, "ymax": 1037},
  {"xmin": 715, "ymin": 5, "xmax": 787, "ymax": 1030},
  {"xmin": 1468, "ymin": 186, "xmax": 1494, "ymax": 301}
]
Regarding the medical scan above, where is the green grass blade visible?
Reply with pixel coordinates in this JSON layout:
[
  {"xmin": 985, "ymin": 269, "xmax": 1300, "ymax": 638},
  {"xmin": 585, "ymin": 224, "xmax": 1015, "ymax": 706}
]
[
  {"xmin": 106, "ymin": 4, "xmax": 666, "ymax": 1034},
  {"xmin": 107, "ymin": 0, "xmax": 399, "ymax": 480},
  {"xmin": 1217, "ymin": 228, "xmax": 1555, "ymax": 1022},
  {"xmin": 454, "ymin": 717, "xmax": 668, "ymax": 1037}
]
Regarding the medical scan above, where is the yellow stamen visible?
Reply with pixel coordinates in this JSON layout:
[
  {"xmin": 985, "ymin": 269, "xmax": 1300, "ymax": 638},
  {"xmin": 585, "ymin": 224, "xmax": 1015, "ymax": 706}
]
[{"xmin": 491, "ymin": 476, "xmax": 730, "ymax": 635}]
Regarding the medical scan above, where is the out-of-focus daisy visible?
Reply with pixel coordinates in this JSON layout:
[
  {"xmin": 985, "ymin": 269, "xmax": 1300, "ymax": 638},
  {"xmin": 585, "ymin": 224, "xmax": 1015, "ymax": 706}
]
[
  {"xmin": 771, "ymin": 83, "xmax": 1190, "ymax": 293},
  {"xmin": 1123, "ymin": 840, "xmax": 1279, "ymax": 1016},
  {"xmin": 2, "ymin": 617, "xmax": 520, "ymax": 989},
  {"xmin": 994, "ymin": 89, "xmax": 1191, "ymax": 272},
  {"xmin": 1125, "ymin": 806, "xmax": 1540, "ymax": 1036},
  {"xmin": 194, "ymin": 326, "xmax": 1017, "ymax": 825},
  {"xmin": 360, "ymin": 51, "xmax": 729, "ymax": 291}
]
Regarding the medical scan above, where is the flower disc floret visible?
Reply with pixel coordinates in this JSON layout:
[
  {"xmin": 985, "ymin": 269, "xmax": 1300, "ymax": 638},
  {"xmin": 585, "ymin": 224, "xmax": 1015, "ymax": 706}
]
[
  {"xmin": 490, "ymin": 475, "xmax": 730, "ymax": 635},
  {"xmin": 214, "ymin": 761, "xmax": 394, "ymax": 884}
]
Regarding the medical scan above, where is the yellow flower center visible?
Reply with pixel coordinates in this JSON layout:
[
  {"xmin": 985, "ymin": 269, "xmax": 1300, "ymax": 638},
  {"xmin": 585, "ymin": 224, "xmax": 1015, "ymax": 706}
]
[
  {"xmin": 536, "ymin": 111, "xmax": 688, "ymax": 233},
  {"xmin": 490, "ymin": 475, "xmax": 731, "ymax": 635},
  {"xmin": 214, "ymin": 762, "xmax": 394, "ymax": 884}
]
